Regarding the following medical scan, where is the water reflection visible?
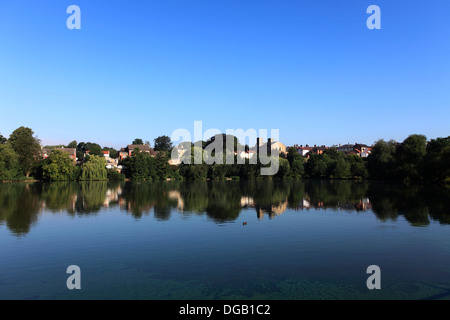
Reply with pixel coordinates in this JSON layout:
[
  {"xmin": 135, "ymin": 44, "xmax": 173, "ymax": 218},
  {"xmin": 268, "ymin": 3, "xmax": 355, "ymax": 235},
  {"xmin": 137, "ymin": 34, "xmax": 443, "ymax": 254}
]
[{"xmin": 0, "ymin": 180, "xmax": 449, "ymax": 236}]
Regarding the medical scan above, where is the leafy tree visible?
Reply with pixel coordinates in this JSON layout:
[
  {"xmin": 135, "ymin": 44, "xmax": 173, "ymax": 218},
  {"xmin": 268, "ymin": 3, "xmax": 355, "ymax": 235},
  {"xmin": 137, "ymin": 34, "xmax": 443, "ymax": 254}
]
[
  {"xmin": 330, "ymin": 158, "xmax": 351, "ymax": 179},
  {"xmin": 67, "ymin": 140, "xmax": 77, "ymax": 148},
  {"xmin": 347, "ymin": 154, "xmax": 368, "ymax": 179},
  {"xmin": 106, "ymin": 169, "xmax": 125, "ymax": 180},
  {"xmin": 154, "ymin": 135, "xmax": 173, "ymax": 152},
  {"xmin": 367, "ymin": 139, "xmax": 397, "ymax": 180},
  {"xmin": 275, "ymin": 157, "xmax": 291, "ymax": 179},
  {"xmin": 208, "ymin": 164, "xmax": 228, "ymax": 180},
  {"xmin": 0, "ymin": 143, "xmax": 22, "ymax": 180},
  {"xmin": 286, "ymin": 147, "xmax": 302, "ymax": 166},
  {"xmin": 305, "ymin": 154, "xmax": 332, "ymax": 178},
  {"xmin": 0, "ymin": 134, "xmax": 7, "ymax": 144},
  {"xmin": 80, "ymin": 155, "xmax": 107, "ymax": 180},
  {"xmin": 395, "ymin": 134, "xmax": 427, "ymax": 181},
  {"xmin": 155, "ymin": 152, "xmax": 170, "ymax": 179},
  {"xmin": 323, "ymin": 147, "xmax": 345, "ymax": 160},
  {"xmin": 86, "ymin": 144, "xmax": 103, "ymax": 157},
  {"xmin": 291, "ymin": 158, "xmax": 305, "ymax": 179},
  {"xmin": 8, "ymin": 126, "xmax": 41, "ymax": 177},
  {"xmin": 184, "ymin": 164, "xmax": 208, "ymax": 180},
  {"xmin": 41, "ymin": 150, "xmax": 75, "ymax": 181},
  {"xmin": 121, "ymin": 149, "xmax": 156, "ymax": 180},
  {"xmin": 76, "ymin": 142, "xmax": 103, "ymax": 159},
  {"xmin": 422, "ymin": 136, "xmax": 450, "ymax": 182},
  {"xmin": 132, "ymin": 138, "xmax": 144, "ymax": 145}
]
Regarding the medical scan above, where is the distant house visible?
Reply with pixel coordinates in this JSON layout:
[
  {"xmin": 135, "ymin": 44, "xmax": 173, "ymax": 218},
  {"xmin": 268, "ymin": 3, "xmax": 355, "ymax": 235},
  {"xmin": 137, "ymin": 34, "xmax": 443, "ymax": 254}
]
[
  {"xmin": 292, "ymin": 144, "xmax": 313, "ymax": 157},
  {"xmin": 337, "ymin": 143, "xmax": 372, "ymax": 157},
  {"xmin": 42, "ymin": 147, "xmax": 77, "ymax": 161},
  {"xmin": 355, "ymin": 143, "xmax": 372, "ymax": 158},
  {"xmin": 309, "ymin": 145, "xmax": 327, "ymax": 155},
  {"xmin": 250, "ymin": 138, "xmax": 287, "ymax": 155},
  {"xmin": 235, "ymin": 150, "xmax": 256, "ymax": 159},
  {"xmin": 337, "ymin": 144, "xmax": 354, "ymax": 153},
  {"xmin": 119, "ymin": 150, "xmax": 129, "ymax": 161},
  {"xmin": 119, "ymin": 144, "xmax": 160, "ymax": 160}
]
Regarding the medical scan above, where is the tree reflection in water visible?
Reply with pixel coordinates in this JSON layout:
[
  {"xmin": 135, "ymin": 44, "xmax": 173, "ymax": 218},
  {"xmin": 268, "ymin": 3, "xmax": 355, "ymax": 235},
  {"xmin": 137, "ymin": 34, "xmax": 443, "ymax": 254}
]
[{"xmin": 1, "ymin": 180, "xmax": 449, "ymax": 236}]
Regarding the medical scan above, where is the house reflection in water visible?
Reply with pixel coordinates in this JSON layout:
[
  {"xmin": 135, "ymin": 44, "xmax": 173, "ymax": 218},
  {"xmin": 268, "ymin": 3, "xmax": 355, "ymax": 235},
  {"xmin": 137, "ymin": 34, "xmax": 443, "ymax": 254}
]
[
  {"xmin": 103, "ymin": 185, "xmax": 123, "ymax": 208},
  {"xmin": 295, "ymin": 197, "xmax": 372, "ymax": 212},
  {"xmin": 239, "ymin": 196, "xmax": 288, "ymax": 220},
  {"xmin": 256, "ymin": 200, "xmax": 288, "ymax": 220},
  {"xmin": 168, "ymin": 190, "xmax": 184, "ymax": 212}
]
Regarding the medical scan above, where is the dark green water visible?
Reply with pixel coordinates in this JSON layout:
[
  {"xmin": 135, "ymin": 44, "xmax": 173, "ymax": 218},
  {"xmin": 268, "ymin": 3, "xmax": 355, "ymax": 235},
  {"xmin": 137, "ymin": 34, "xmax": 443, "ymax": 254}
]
[{"xmin": 0, "ymin": 180, "xmax": 449, "ymax": 300}]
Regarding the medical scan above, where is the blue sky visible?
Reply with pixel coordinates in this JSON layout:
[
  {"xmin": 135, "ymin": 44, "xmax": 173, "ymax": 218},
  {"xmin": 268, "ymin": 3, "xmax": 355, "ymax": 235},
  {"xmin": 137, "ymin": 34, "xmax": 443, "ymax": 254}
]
[{"xmin": 0, "ymin": 0, "xmax": 449, "ymax": 149}]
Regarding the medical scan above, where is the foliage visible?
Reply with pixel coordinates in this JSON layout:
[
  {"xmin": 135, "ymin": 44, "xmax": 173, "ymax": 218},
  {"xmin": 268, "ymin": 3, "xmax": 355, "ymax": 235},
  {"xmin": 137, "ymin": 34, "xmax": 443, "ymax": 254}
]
[
  {"xmin": 421, "ymin": 136, "xmax": 450, "ymax": 182},
  {"xmin": 132, "ymin": 138, "xmax": 144, "ymax": 145},
  {"xmin": 329, "ymin": 158, "xmax": 351, "ymax": 179},
  {"xmin": 76, "ymin": 142, "xmax": 103, "ymax": 159},
  {"xmin": 394, "ymin": 134, "xmax": 427, "ymax": 181},
  {"xmin": 154, "ymin": 135, "xmax": 173, "ymax": 152},
  {"xmin": 8, "ymin": 126, "xmax": 41, "ymax": 177},
  {"xmin": 367, "ymin": 139, "xmax": 397, "ymax": 180},
  {"xmin": 0, "ymin": 134, "xmax": 7, "ymax": 144},
  {"xmin": 106, "ymin": 169, "xmax": 125, "ymax": 180},
  {"xmin": 304, "ymin": 154, "xmax": 332, "ymax": 178},
  {"xmin": 80, "ymin": 155, "xmax": 107, "ymax": 181},
  {"xmin": 67, "ymin": 140, "xmax": 78, "ymax": 148},
  {"xmin": 0, "ymin": 143, "xmax": 22, "ymax": 180},
  {"xmin": 121, "ymin": 149, "xmax": 156, "ymax": 181},
  {"xmin": 41, "ymin": 150, "xmax": 76, "ymax": 181},
  {"xmin": 347, "ymin": 155, "xmax": 368, "ymax": 179}
]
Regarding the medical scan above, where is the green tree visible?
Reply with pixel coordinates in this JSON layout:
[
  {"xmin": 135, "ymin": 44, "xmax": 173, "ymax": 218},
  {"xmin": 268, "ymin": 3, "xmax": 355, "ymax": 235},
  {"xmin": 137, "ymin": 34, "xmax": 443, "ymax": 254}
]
[
  {"xmin": 132, "ymin": 138, "xmax": 144, "ymax": 145},
  {"xmin": 155, "ymin": 152, "xmax": 170, "ymax": 180},
  {"xmin": 67, "ymin": 140, "xmax": 78, "ymax": 148},
  {"xmin": 291, "ymin": 158, "xmax": 305, "ymax": 179},
  {"xmin": 286, "ymin": 147, "xmax": 302, "ymax": 166},
  {"xmin": 0, "ymin": 143, "xmax": 22, "ymax": 180},
  {"xmin": 347, "ymin": 154, "xmax": 368, "ymax": 179},
  {"xmin": 323, "ymin": 147, "xmax": 344, "ymax": 160},
  {"xmin": 0, "ymin": 134, "xmax": 7, "ymax": 144},
  {"xmin": 275, "ymin": 157, "xmax": 291, "ymax": 179},
  {"xmin": 395, "ymin": 134, "xmax": 427, "ymax": 181},
  {"xmin": 76, "ymin": 142, "xmax": 103, "ymax": 159},
  {"xmin": 80, "ymin": 155, "xmax": 107, "ymax": 180},
  {"xmin": 367, "ymin": 139, "xmax": 397, "ymax": 180},
  {"xmin": 330, "ymin": 158, "xmax": 351, "ymax": 179},
  {"xmin": 86, "ymin": 144, "xmax": 103, "ymax": 157},
  {"xmin": 154, "ymin": 135, "xmax": 173, "ymax": 152},
  {"xmin": 305, "ymin": 154, "xmax": 332, "ymax": 178},
  {"xmin": 8, "ymin": 126, "xmax": 41, "ymax": 177},
  {"xmin": 422, "ymin": 136, "xmax": 450, "ymax": 182},
  {"xmin": 121, "ymin": 149, "xmax": 156, "ymax": 180},
  {"xmin": 107, "ymin": 169, "xmax": 125, "ymax": 180},
  {"xmin": 41, "ymin": 150, "xmax": 76, "ymax": 181}
]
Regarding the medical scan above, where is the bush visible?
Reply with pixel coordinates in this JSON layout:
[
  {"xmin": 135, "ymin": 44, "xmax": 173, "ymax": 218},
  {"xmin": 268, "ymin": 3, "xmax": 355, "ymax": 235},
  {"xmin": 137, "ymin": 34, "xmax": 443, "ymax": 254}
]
[{"xmin": 107, "ymin": 169, "xmax": 125, "ymax": 180}]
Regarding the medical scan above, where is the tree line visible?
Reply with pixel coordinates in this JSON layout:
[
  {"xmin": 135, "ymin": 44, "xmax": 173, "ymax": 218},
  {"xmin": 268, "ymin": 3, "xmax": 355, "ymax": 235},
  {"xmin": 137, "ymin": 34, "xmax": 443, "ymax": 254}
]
[{"xmin": 0, "ymin": 127, "xmax": 449, "ymax": 183}]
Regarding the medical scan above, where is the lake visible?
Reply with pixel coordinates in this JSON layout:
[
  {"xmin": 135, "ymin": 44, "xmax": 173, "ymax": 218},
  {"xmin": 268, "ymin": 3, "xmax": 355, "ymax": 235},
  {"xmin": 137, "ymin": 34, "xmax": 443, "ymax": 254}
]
[{"xmin": 0, "ymin": 180, "xmax": 449, "ymax": 300}]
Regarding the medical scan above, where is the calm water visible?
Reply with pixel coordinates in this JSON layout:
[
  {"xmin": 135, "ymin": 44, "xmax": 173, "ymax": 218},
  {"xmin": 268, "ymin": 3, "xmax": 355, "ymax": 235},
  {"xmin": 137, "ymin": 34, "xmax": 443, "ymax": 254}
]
[{"xmin": 0, "ymin": 180, "xmax": 449, "ymax": 300}]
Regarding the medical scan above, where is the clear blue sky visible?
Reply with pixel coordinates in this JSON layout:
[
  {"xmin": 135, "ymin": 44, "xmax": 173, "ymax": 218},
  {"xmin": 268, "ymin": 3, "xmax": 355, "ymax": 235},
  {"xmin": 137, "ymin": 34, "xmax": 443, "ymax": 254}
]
[{"xmin": 0, "ymin": 0, "xmax": 449, "ymax": 149}]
